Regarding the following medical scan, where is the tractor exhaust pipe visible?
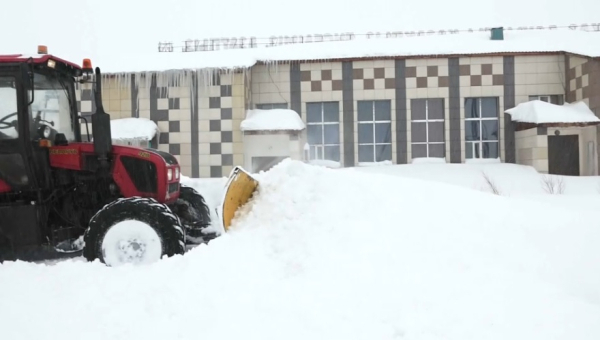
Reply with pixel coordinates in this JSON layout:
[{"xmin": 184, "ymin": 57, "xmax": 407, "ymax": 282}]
[{"xmin": 91, "ymin": 67, "xmax": 112, "ymax": 170}]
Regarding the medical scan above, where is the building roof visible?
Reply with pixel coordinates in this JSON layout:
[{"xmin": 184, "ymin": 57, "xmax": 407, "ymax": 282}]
[
  {"xmin": 110, "ymin": 117, "xmax": 159, "ymax": 141},
  {"xmin": 506, "ymin": 100, "xmax": 600, "ymax": 126},
  {"xmin": 241, "ymin": 109, "xmax": 306, "ymax": 132},
  {"xmin": 96, "ymin": 29, "xmax": 600, "ymax": 74}
]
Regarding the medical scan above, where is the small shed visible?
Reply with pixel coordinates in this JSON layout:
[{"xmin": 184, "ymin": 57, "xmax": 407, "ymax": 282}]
[
  {"xmin": 109, "ymin": 117, "xmax": 160, "ymax": 148},
  {"xmin": 240, "ymin": 109, "xmax": 306, "ymax": 173},
  {"xmin": 506, "ymin": 100, "xmax": 600, "ymax": 176}
]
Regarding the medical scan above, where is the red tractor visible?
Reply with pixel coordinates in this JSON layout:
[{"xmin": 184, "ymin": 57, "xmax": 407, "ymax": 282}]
[{"xmin": 0, "ymin": 46, "xmax": 218, "ymax": 266}]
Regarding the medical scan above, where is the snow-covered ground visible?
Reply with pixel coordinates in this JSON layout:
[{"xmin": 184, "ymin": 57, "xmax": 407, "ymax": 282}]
[{"xmin": 1, "ymin": 159, "xmax": 600, "ymax": 340}]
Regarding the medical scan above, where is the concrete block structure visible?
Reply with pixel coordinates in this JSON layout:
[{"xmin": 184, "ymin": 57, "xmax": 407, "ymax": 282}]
[{"xmin": 74, "ymin": 29, "xmax": 600, "ymax": 177}]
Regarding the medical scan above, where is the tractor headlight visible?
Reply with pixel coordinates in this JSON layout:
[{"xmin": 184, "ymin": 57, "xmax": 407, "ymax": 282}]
[
  {"xmin": 43, "ymin": 126, "xmax": 51, "ymax": 138},
  {"xmin": 175, "ymin": 167, "xmax": 180, "ymax": 179},
  {"xmin": 167, "ymin": 168, "xmax": 173, "ymax": 181}
]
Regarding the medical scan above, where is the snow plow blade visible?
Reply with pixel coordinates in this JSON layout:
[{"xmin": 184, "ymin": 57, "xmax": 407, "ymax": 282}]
[{"xmin": 221, "ymin": 166, "xmax": 259, "ymax": 231}]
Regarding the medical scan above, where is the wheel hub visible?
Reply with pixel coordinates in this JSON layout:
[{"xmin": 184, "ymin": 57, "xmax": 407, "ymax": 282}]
[{"xmin": 101, "ymin": 220, "xmax": 163, "ymax": 266}]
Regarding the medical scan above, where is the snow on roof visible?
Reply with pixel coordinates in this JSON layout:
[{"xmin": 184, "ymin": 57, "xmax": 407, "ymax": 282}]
[
  {"xmin": 240, "ymin": 109, "xmax": 305, "ymax": 132},
  {"xmin": 505, "ymin": 100, "xmax": 600, "ymax": 125},
  {"xmin": 95, "ymin": 30, "xmax": 600, "ymax": 73},
  {"xmin": 110, "ymin": 117, "xmax": 159, "ymax": 140}
]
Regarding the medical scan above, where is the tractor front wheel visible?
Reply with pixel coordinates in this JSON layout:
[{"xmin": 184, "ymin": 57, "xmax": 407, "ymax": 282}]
[
  {"xmin": 83, "ymin": 197, "xmax": 186, "ymax": 266},
  {"xmin": 170, "ymin": 185, "xmax": 217, "ymax": 245}
]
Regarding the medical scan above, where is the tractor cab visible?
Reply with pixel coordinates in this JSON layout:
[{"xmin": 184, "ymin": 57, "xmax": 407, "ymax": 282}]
[
  {"xmin": 0, "ymin": 45, "xmax": 256, "ymax": 266},
  {"xmin": 0, "ymin": 46, "xmax": 84, "ymax": 194}
]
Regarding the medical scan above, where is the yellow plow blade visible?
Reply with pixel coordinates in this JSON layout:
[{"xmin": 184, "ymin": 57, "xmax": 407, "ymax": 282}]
[{"xmin": 220, "ymin": 166, "xmax": 259, "ymax": 231}]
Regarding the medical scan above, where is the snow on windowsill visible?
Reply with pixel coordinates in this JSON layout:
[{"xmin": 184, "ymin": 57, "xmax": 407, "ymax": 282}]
[
  {"xmin": 411, "ymin": 157, "xmax": 447, "ymax": 164},
  {"xmin": 358, "ymin": 160, "xmax": 393, "ymax": 167},
  {"xmin": 465, "ymin": 158, "xmax": 502, "ymax": 164},
  {"xmin": 308, "ymin": 159, "xmax": 341, "ymax": 168},
  {"xmin": 240, "ymin": 109, "xmax": 305, "ymax": 132}
]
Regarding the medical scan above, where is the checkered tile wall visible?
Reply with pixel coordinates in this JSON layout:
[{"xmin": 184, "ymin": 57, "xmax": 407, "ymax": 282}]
[
  {"xmin": 353, "ymin": 65, "xmax": 396, "ymax": 90},
  {"xmin": 74, "ymin": 71, "xmax": 244, "ymax": 178},
  {"xmin": 199, "ymin": 72, "xmax": 237, "ymax": 178},
  {"xmin": 300, "ymin": 67, "xmax": 343, "ymax": 92},
  {"xmin": 568, "ymin": 56, "xmax": 591, "ymax": 102},
  {"xmin": 405, "ymin": 64, "xmax": 450, "ymax": 88},
  {"xmin": 72, "ymin": 53, "xmax": 575, "ymax": 176},
  {"xmin": 457, "ymin": 63, "xmax": 505, "ymax": 87}
]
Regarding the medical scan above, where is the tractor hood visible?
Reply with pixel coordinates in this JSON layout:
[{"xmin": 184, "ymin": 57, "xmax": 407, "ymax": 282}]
[{"xmin": 146, "ymin": 148, "xmax": 178, "ymax": 165}]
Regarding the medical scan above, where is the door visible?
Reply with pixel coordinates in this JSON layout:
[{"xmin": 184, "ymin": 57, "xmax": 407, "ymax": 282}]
[
  {"xmin": 548, "ymin": 135, "xmax": 580, "ymax": 176},
  {"xmin": 251, "ymin": 156, "xmax": 287, "ymax": 173},
  {"xmin": 0, "ymin": 72, "xmax": 31, "ymax": 188}
]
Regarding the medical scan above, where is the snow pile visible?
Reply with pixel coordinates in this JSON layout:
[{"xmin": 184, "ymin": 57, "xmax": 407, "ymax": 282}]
[
  {"xmin": 308, "ymin": 159, "xmax": 342, "ymax": 168},
  {"xmin": 506, "ymin": 100, "xmax": 600, "ymax": 124},
  {"xmin": 1, "ymin": 159, "xmax": 599, "ymax": 339},
  {"xmin": 358, "ymin": 160, "xmax": 393, "ymax": 167},
  {"xmin": 180, "ymin": 174, "xmax": 228, "ymax": 231},
  {"xmin": 110, "ymin": 117, "xmax": 159, "ymax": 141},
  {"xmin": 240, "ymin": 109, "xmax": 305, "ymax": 132},
  {"xmin": 411, "ymin": 157, "xmax": 447, "ymax": 164}
]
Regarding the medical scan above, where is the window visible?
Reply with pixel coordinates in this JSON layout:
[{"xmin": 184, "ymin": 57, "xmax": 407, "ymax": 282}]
[
  {"xmin": 528, "ymin": 95, "xmax": 564, "ymax": 105},
  {"xmin": 0, "ymin": 76, "xmax": 19, "ymax": 140},
  {"xmin": 357, "ymin": 100, "xmax": 392, "ymax": 162},
  {"xmin": 256, "ymin": 103, "xmax": 288, "ymax": 110},
  {"xmin": 29, "ymin": 72, "xmax": 76, "ymax": 142},
  {"xmin": 464, "ymin": 97, "xmax": 499, "ymax": 159},
  {"xmin": 306, "ymin": 102, "xmax": 340, "ymax": 161},
  {"xmin": 411, "ymin": 98, "xmax": 445, "ymax": 158}
]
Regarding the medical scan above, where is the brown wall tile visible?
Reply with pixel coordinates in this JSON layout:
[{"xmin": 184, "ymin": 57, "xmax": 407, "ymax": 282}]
[
  {"xmin": 332, "ymin": 80, "xmax": 343, "ymax": 91},
  {"xmin": 353, "ymin": 68, "xmax": 364, "ymax": 79},
  {"xmin": 492, "ymin": 75, "xmax": 504, "ymax": 86},
  {"xmin": 482, "ymin": 64, "xmax": 493, "ymax": 75},
  {"xmin": 427, "ymin": 66, "xmax": 438, "ymax": 77}
]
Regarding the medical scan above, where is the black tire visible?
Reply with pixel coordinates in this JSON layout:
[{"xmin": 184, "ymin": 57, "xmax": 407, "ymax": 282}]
[
  {"xmin": 169, "ymin": 185, "xmax": 216, "ymax": 244},
  {"xmin": 83, "ymin": 197, "xmax": 186, "ymax": 266}
]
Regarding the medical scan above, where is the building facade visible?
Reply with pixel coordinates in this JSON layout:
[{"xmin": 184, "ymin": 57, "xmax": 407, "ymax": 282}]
[{"xmin": 75, "ymin": 50, "xmax": 600, "ymax": 178}]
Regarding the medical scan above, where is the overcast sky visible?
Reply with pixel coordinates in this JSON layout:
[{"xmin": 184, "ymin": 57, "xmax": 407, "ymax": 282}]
[{"xmin": 2, "ymin": 0, "xmax": 598, "ymax": 66}]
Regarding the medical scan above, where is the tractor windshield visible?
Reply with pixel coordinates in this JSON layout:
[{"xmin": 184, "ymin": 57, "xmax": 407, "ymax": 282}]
[
  {"xmin": 0, "ymin": 77, "xmax": 19, "ymax": 140},
  {"xmin": 29, "ymin": 71, "xmax": 76, "ymax": 141}
]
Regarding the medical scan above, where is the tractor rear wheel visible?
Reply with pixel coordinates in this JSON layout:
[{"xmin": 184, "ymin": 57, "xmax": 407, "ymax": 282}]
[
  {"xmin": 83, "ymin": 197, "xmax": 186, "ymax": 266},
  {"xmin": 170, "ymin": 185, "xmax": 217, "ymax": 244}
]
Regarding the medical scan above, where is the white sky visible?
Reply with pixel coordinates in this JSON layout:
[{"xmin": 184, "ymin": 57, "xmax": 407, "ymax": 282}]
[{"xmin": 1, "ymin": 0, "xmax": 599, "ymax": 69}]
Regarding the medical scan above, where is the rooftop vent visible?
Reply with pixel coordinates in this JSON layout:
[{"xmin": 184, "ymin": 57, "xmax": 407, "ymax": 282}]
[{"xmin": 491, "ymin": 27, "xmax": 504, "ymax": 40}]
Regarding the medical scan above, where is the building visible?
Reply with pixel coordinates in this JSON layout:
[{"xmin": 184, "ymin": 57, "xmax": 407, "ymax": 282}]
[{"xmin": 75, "ymin": 28, "xmax": 600, "ymax": 177}]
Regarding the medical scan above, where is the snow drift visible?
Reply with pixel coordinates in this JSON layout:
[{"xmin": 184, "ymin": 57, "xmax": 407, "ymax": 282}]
[
  {"xmin": 506, "ymin": 100, "xmax": 600, "ymax": 124},
  {"xmin": 1, "ymin": 159, "xmax": 599, "ymax": 340},
  {"xmin": 240, "ymin": 109, "xmax": 305, "ymax": 132}
]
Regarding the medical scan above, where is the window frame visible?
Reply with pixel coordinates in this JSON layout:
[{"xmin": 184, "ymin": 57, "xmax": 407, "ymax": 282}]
[
  {"xmin": 410, "ymin": 98, "xmax": 446, "ymax": 159},
  {"xmin": 357, "ymin": 99, "xmax": 393, "ymax": 163},
  {"xmin": 0, "ymin": 75, "xmax": 20, "ymax": 140},
  {"xmin": 305, "ymin": 101, "xmax": 341, "ymax": 162},
  {"xmin": 255, "ymin": 103, "xmax": 288, "ymax": 110},
  {"xmin": 528, "ymin": 95, "xmax": 564, "ymax": 105},
  {"xmin": 464, "ymin": 97, "xmax": 500, "ymax": 159}
]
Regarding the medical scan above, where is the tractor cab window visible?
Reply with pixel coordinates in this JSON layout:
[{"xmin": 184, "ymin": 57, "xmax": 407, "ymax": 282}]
[
  {"xmin": 0, "ymin": 76, "xmax": 19, "ymax": 140},
  {"xmin": 29, "ymin": 72, "xmax": 75, "ymax": 142}
]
